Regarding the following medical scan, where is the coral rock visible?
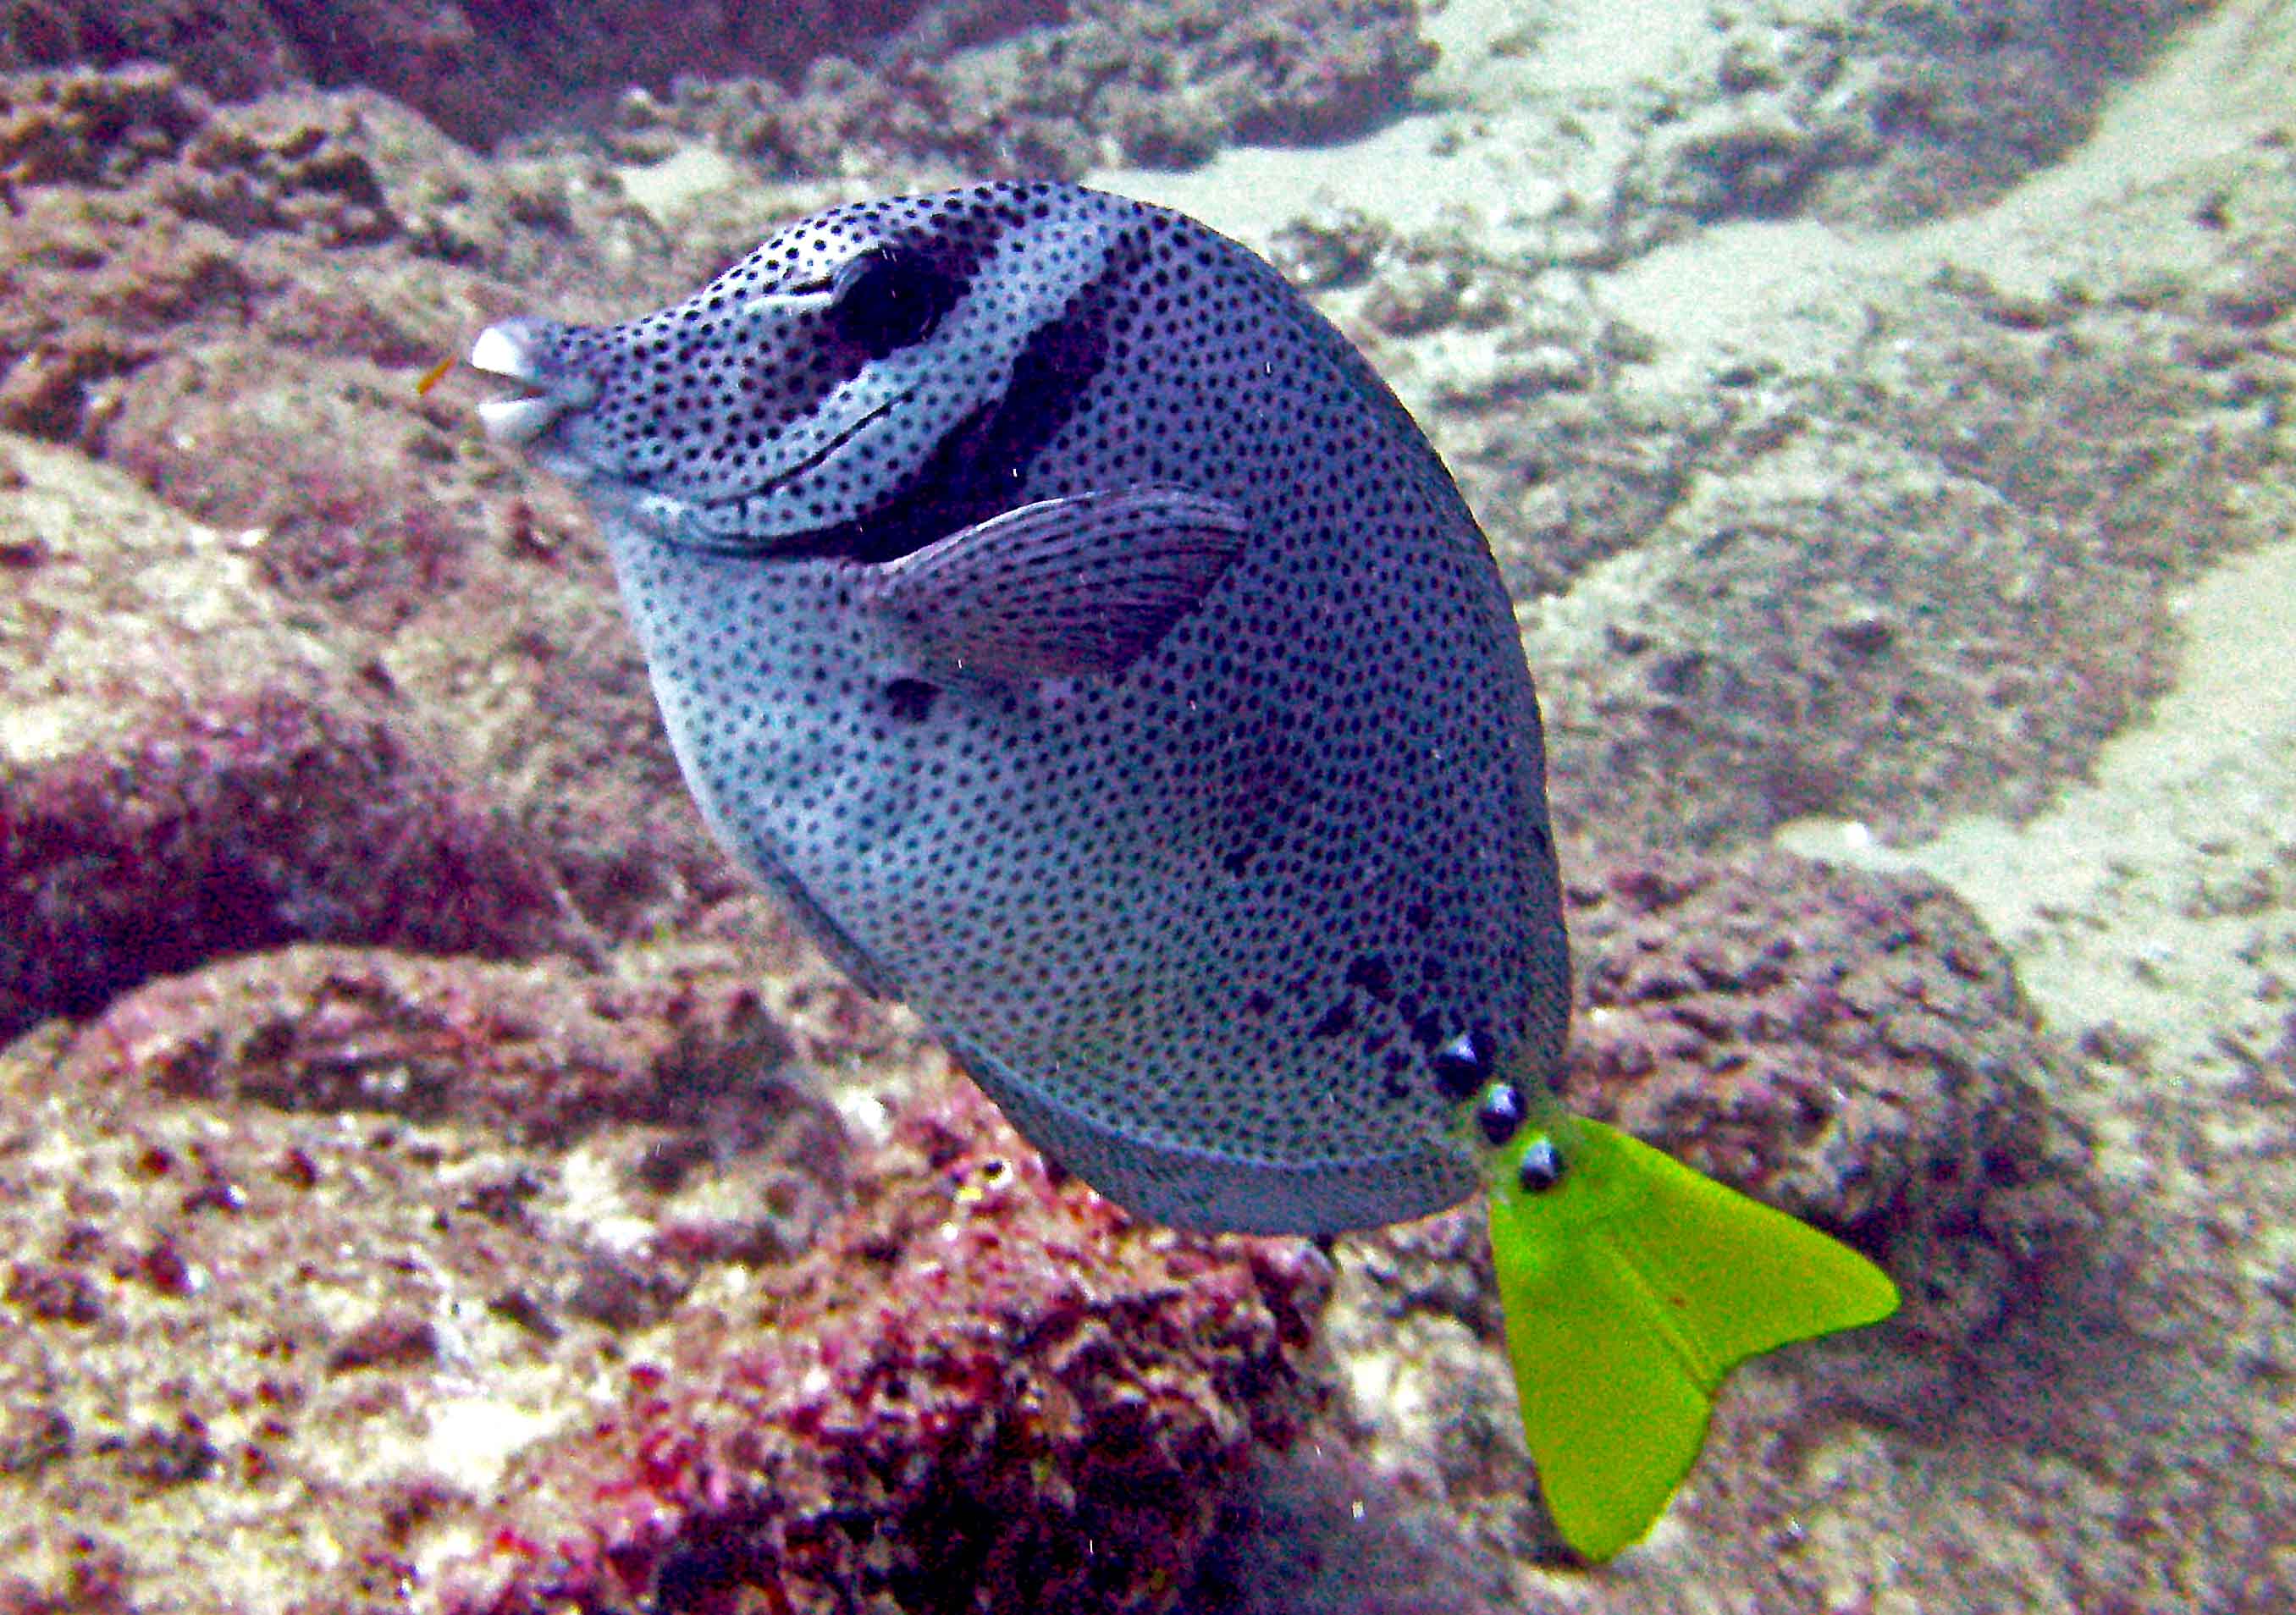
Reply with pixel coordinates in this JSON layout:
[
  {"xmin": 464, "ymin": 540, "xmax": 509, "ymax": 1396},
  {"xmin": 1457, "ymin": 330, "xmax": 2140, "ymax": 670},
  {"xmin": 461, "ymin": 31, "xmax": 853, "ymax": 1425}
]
[
  {"xmin": 1559, "ymin": 850, "xmax": 2097, "ymax": 1342},
  {"xmin": 0, "ymin": 940, "xmax": 856, "ymax": 1615},
  {"xmin": 436, "ymin": 1083, "xmax": 1333, "ymax": 1615},
  {"xmin": 53, "ymin": 942, "xmax": 809, "ymax": 1149},
  {"xmin": 1, "ymin": 684, "xmax": 580, "ymax": 1041}
]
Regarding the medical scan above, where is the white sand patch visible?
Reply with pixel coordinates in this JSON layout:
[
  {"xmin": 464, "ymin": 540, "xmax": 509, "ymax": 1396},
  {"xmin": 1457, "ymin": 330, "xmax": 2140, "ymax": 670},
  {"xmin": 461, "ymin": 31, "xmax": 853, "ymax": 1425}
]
[
  {"xmin": 1085, "ymin": 0, "xmax": 1688, "ymax": 253},
  {"xmin": 1504, "ymin": 0, "xmax": 1714, "ymax": 93},
  {"xmin": 422, "ymin": 1392, "xmax": 569, "ymax": 1491},
  {"xmin": 1780, "ymin": 539, "xmax": 2296, "ymax": 1066},
  {"xmin": 615, "ymin": 144, "xmax": 746, "ymax": 225},
  {"xmin": 1604, "ymin": 0, "xmax": 2296, "ymax": 386},
  {"xmin": 1088, "ymin": 119, "xmax": 1498, "ymax": 249}
]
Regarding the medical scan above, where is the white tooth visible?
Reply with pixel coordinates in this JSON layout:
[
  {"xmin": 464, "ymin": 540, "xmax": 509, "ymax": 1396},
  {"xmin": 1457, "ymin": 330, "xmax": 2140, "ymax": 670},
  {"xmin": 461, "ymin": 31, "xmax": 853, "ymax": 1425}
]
[
  {"xmin": 468, "ymin": 323, "xmax": 535, "ymax": 379},
  {"xmin": 477, "ymin": 395, "xmax": 561, "ymax": 443}
]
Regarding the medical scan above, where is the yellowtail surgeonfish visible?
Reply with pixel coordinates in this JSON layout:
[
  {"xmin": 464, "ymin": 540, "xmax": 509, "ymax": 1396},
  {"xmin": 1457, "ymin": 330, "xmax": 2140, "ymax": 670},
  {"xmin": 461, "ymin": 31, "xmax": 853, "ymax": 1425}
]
[{"xmin": 468, "ymin": 180, "xmax": 1899, "ymax": 1562}]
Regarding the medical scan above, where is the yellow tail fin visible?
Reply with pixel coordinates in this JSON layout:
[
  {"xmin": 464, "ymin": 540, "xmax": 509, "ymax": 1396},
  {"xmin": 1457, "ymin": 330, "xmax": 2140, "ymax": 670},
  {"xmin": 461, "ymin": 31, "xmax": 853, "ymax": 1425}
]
[{"xmin": 1486, "ymin": 1117, "xmax": 1899, "ymax": 1563}]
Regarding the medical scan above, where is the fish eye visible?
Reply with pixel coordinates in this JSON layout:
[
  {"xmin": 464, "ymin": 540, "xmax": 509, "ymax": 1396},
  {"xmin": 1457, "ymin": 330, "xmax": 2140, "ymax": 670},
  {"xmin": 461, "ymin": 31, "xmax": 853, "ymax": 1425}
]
[
  {"xmin": 1516, "ymin": 1135, "xmax": 1565, "ymax": 1194},
  {"xmin": 831, "ymin": 245, "xmax": 958, "ymax": 356}
]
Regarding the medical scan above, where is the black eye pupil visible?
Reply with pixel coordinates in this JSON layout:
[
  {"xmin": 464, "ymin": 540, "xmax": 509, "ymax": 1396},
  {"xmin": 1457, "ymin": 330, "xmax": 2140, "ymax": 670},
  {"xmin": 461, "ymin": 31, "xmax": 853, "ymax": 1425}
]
[{"xmin": 834, "ymin": 247, "xmax": 954, "ymax": 356}]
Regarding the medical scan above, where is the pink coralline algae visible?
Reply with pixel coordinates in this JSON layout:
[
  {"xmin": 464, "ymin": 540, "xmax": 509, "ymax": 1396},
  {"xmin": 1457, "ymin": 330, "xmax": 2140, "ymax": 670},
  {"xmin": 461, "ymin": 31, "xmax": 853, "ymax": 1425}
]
[{"xmin": 434, "ymin": 1081, "xmax": 1333, "ymax": 1615}]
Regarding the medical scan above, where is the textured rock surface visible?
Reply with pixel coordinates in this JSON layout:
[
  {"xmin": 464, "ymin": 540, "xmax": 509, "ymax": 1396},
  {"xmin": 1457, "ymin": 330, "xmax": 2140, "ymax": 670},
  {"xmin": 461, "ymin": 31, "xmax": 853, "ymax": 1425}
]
[
  {"xmin": 0, "ymin": 967, "xmax": 1325, "ymax": 1615},
  {"xmin": 0, "ymin": 0, "xmax": 1427, "ymax": 160},
  {"xmin": 438, "ymin": 1082, "xmax": 1331, "ymax": 1615},
  {"xmin": 1, "ymin": 683, "xmax": 584, "ymax": 1040},
  {"xmin": 622, "ymin": 0, "xmax": 1432, "ymax": 180},
  {"xmin": 1557, "ymin": 852, "xmax": 2095, "ymax": 1345},
  {"xmin": 0, "ymin": 0, "xmax": 982, "ymax": 148},
  {"xmin": 0, "ymin": 71, "xmax": 750, "ymax": 958},
  {"xmin": 1617, "ymin": 0, "xmax": 2211, "ymax": 234},
  {"xmin": 1525, "ymin": 418, "xmax": 2161, "ymax": 848},
  {"xmin": 52, "ymin": 944, "xmax": 821, "ymax": 1153},
  {"xmin": 0, "ymin": 438, "xmax": 587, "ymax": 1040},
  {"xmin": 0, "ymin": 948, "xmax": 847, "ymax": 1615}
]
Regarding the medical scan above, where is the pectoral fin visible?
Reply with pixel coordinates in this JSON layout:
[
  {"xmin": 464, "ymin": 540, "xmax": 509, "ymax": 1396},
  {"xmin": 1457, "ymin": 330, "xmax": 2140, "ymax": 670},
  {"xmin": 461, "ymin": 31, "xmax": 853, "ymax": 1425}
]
[
  {"xmin": 856, "ymin": 487, "xmax": 1250, "ymax": 680},
  {"xmin": 1487, "ymin": 1117, "xmax": 1899, "ymax": 1563}
]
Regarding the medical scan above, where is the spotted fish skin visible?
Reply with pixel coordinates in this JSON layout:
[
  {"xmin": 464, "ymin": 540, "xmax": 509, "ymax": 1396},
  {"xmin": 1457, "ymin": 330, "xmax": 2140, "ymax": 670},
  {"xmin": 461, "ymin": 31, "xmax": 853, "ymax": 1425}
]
[{"xmin": 474, "ymin": 180, "xmax": 1568, "ymax": 1235}]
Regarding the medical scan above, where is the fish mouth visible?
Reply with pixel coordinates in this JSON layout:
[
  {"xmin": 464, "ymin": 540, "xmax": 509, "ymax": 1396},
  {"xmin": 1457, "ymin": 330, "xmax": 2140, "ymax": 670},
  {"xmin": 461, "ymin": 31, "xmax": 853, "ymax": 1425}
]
[
  {"xmin": 469, "ymin": 322, "xmax": 593, "ymax": 444},
  {"xmin": 471, "ymin": 315, "xmax": 914, "ymax": 546}
]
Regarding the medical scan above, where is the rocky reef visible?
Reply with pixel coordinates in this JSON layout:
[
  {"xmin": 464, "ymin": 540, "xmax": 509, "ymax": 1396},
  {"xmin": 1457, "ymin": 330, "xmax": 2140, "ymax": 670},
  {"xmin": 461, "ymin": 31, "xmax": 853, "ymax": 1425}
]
[
  {"xmin": 1559, "ymin": 852, "xmax": 2094, "ymax": 1343},
  {"xmin": 0, "ymin": 1, "xmax": 1013, "ymax": 149},
  {"xmin": 5, "ymin": 0, "xmax": 2295, "ymax": 1611},
  {"xmin": 0, "ymin": 944, "xmax": 1328, "ymax": 1615},
  {"xmin": 0, "ymin": 844, "xmax": 2087, "ymax": 1612}
]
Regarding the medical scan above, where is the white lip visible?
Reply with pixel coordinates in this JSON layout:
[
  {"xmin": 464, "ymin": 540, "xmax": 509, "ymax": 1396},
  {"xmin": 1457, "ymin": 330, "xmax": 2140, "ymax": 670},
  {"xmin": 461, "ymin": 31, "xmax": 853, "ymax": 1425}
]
[
  {"xmin": 476, "ymin": 394, "xmax": 563, "ymax": 443},
  {"xmin": 469, "ymin": 322, "xmax": 582, "ymax": 444},
  {"xmin": 469, "ymin": 323, "xmax": 533, "ymax": 379}
]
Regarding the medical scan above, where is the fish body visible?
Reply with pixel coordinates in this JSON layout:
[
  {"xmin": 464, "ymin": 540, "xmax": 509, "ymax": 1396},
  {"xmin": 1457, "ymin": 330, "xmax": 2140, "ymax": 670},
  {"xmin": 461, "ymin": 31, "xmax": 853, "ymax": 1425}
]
[
  {"xmin": 474, "ymin": 180, "xmax": 1895, "ymax": 1562},
  {"xmin": 476, "ymin": 181, "xmax": 1566, "ymax": 1234}
]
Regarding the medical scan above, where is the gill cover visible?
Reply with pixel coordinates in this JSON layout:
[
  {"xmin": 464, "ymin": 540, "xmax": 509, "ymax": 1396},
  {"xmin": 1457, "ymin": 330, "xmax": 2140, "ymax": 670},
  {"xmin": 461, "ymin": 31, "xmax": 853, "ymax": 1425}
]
[{"xmin": 1486, "ymin": 1116, "xmax": 1900, "ymax": 1563}]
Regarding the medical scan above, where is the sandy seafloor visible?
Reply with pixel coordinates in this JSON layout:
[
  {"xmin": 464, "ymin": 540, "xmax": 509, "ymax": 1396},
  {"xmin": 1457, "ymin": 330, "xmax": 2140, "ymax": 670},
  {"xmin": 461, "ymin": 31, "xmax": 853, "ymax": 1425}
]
[{"xmin": 3, "ymin": 0, "xmax": 2295, "ymax": 1610}]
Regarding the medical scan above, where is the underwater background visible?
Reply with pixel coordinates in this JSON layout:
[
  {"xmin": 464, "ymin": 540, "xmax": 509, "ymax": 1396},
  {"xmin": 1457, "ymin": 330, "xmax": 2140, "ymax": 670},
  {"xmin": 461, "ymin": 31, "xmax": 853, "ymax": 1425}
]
[{"xmin": 1, "ymin": 0, "xmax": 2293, "ymax": 1609}]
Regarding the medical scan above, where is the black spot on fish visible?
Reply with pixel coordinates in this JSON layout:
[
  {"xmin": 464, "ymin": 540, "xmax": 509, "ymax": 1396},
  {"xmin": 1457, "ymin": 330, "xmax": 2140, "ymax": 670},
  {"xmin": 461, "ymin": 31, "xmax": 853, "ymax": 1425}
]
[
  {"xmin": 1476, "ymin": 1082, "xmax": 1526, "ymax": 1146},
  {"xmin": 1344, "ymin": 954, "xmax": 1394, "ymax": 1000},
  {"xmin": 1517, "ymin": 1137, "xmax": 1565, "ymax": 1193},
  {"xmin": 1310, "ymin": 1000, "xmax": 1356, "ymax": 1039},
  {"xmin": 880, "ymin": 676, "xmax": 939, "ymax": 722}
]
